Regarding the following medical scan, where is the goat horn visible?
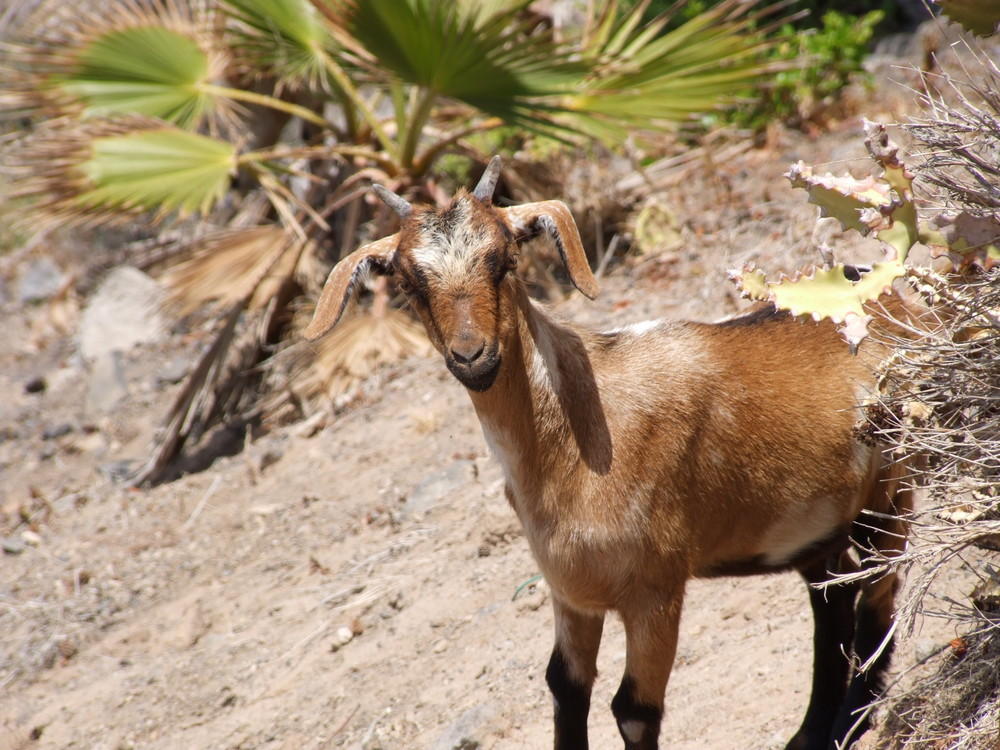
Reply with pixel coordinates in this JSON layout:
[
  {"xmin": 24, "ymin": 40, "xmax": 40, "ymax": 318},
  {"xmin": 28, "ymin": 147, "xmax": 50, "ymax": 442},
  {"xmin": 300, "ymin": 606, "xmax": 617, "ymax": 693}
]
[
  {"xmin": 473, "ymin": 155, "xmax": 503, "ymax": 203},
  {"xmin": 373, "ymin": 184, "xmax": 412, "ymax": 219}
]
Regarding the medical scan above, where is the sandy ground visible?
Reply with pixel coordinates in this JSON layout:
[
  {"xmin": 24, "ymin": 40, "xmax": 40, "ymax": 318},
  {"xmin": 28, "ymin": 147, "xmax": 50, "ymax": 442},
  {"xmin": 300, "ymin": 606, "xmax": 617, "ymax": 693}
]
[{"xmin": 0, "ymin": 58, "xmax": 972, "ymax": 750}]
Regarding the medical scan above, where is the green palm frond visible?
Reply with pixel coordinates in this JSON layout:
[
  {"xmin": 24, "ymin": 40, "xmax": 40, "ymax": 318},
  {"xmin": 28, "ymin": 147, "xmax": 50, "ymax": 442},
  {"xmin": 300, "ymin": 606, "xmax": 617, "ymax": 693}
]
[
  {"xmin": 84, "ymin": 127, "xmax": 238, "ymax": 217},
  {"xmin": 2, "ymin": 0, "xmax": 235, "ymax": 130},
  {"xmin": 57, "ymin": 25, "xmax": 224, "ymax": 130},
  {"xmin": 563, "ymin": 0, "xmax": 785, "ymax": 139},
  {"xmin": 336, "ymin": 0, "xmax": 584, "ymax": 138},
  {"xmin": 5, "ymin": 117, "xmax": 238, "ymax": 229},
  {"xmin": 222, "ymin": 0, "xmax": 338, "ymax": 90}
]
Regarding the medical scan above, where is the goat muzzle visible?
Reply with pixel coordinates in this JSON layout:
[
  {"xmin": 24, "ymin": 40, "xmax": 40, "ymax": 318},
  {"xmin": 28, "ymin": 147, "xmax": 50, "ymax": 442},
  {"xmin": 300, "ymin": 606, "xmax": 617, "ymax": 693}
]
[{"xmin": 446, "ymin": 342, "xmax": 501, "ymax": 392}]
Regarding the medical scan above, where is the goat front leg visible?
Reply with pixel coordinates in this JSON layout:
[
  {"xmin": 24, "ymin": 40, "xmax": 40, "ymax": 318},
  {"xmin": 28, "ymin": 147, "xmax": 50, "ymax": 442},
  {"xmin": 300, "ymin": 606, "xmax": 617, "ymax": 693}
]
[
  {"xmin": 547, "ymin": 594, "xmax": 606, "ymax": 750},
  {"xmin": 612, "ymin": 592, "xmax": 684, "ymax": 750}
]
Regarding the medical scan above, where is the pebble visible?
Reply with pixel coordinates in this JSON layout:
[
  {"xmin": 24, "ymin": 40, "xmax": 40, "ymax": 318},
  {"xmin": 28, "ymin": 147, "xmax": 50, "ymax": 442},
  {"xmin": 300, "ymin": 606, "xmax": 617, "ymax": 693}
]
[
  {"xmin": 20, "ymin": 530, "xmax": 42, "ymax": 546},
  {"xmin": 329, "ymin": 626, "xmax": 355, "ymax": 652}
]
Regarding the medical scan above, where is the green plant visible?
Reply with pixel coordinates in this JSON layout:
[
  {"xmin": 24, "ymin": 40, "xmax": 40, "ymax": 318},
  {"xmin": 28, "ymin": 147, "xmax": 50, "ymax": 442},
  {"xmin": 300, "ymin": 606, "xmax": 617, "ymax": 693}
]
[{"xmin": 731, "ymin": 9, "xmax": 884, "ymax": 131}]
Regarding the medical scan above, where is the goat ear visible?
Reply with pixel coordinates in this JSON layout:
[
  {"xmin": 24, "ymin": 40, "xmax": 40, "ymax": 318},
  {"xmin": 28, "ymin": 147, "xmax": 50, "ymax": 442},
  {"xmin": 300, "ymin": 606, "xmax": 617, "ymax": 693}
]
[
  {"xmin": 501, "ymin": 201, "xmax": 598, "ymax": 299},
  {"xmin": 304, "ymin": 234, "xmax": 398, "ymax": 341}
]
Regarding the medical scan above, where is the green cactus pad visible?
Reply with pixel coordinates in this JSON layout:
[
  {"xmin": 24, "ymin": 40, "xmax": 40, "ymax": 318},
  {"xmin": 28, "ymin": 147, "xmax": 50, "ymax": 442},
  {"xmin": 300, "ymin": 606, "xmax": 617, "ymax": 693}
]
[{"xmin": 933, "ymin": 0, "xmax": 1000, "ymax": 35}]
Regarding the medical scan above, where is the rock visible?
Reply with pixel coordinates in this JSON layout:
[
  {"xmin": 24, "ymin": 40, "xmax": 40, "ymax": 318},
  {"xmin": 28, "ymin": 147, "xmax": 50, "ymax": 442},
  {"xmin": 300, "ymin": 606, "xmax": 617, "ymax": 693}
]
[
  {"xmin": 154, "ymin": 358, "xmax": 189, "ymax": 386},
  {"xmin": 41, "ymin": 422, "xmax": 73, "ymax": 440},
  {"xmin": 403, "ymin": 460, "xmax": 476, "ymax": 519},
  {"xmin": 79, "ymin": 266, "xmax": 166, "ymax": 361},
  {"xmin": 18, "ymin": 256, "xmax": 65, "ymax": 303},
  {"xmin": 86, "ymin": 351, "xmax": 128, "ymax": 415},
  {"xmin": 429, "ymin": 704, "xmax": 497, "ymax": 750},
  {"xmin": 2, "ymin": 536, "xmax": 26, "ymax": 555}
]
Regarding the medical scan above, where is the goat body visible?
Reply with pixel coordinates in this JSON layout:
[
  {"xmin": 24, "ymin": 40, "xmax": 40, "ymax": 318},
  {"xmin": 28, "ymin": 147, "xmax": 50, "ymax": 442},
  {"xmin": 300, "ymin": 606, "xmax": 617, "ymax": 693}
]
[{"xmin": 306, "ymin": 158, "xmax": 911, "ymax": 750}]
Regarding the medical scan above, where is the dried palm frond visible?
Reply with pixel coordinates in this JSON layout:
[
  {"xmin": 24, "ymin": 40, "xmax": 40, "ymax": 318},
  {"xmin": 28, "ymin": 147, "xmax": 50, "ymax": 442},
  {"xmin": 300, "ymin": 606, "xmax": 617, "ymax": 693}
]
[
  {"xmin": 904, "ymin": 49, "xmax": 1000, "ymax": 269},
  {"xmin": 160, "ymin": 225, "xmax": 294, "ymax": 315},
  {"xmin": 128, "ymin": 225, "xmax": 310, "ymax": 485},
  {"xmin": 265, "ymin": 279, "xmax": 431, "ymax": 419}
]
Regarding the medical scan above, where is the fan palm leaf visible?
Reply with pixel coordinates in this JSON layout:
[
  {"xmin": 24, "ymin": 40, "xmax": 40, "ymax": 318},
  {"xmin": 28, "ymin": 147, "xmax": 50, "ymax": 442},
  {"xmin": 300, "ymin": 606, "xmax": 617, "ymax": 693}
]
[
  {"xmin": 3, "ymin": 117, "xmax": 238, "ymax": 228},
  {"xmin": 221, "ymin": 0, "xmax": 337, "ymax": 90},
  {"xmin": 563, "ymin": 0, "xmax": 787, "ymax": 139},
  {"xmin": 2, "ymin": 0, "xmax": 329, "ymax": 135},
  {"xmin": 326, "ymin": 0, "xmax": 584, "ymax": 142}
]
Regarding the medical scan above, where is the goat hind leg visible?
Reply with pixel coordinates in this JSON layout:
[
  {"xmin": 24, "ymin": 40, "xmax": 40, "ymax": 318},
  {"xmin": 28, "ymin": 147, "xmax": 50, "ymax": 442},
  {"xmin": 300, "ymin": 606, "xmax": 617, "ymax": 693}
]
[
  {"xmin": 830, "ymin": 495, "xmax": 911, "ymax": 748},
  {"xmin": 547, "ymin": 595, "xmax": 605, "ymax": 750},
  {"xmin": 785, "ymin": 553, "xmax": 860, "ymax": 750}
]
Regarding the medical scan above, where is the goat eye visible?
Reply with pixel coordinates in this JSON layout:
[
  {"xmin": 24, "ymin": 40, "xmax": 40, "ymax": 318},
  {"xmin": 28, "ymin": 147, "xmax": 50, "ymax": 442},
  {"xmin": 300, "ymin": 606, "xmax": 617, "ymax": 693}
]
[
  {"xmin": 506, "ymin": 254, "xmax": 518, "ymax": 271},
  {"xmin": 396, "ymin": 278, "xmax": 413, "ymax": 295}
]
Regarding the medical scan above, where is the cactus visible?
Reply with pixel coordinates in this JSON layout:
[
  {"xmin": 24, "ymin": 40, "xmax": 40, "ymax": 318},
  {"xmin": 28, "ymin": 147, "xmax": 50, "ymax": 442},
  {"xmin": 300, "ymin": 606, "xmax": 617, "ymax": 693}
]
[
  {"xmin": 731, "ymin": 119, "xmax": 999, "ymax": 349},
  {"xmin": 933, "ymin": 0, "xmax": 1000, "ymax": 36}
]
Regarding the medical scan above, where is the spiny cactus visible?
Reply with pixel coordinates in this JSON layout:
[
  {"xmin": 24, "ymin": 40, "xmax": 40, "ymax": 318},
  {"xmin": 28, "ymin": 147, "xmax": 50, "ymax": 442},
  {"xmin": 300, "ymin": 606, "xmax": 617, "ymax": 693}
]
[
  {"xmin": 934, "ymin": 0, "xmax": 1000, "ymax": 36},
  {"xmin": 731, "ymin": 119, "xmax": 999, "ymax": 350}
]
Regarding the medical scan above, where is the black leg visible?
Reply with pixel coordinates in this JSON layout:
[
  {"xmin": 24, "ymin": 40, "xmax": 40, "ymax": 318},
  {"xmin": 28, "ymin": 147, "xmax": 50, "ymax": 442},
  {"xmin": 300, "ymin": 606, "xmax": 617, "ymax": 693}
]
[
  {"xmin": 547, "ymin": 597, "xmax": 605, "ymax": 750},
  {"xmin": 829, "ymin": 488, "xmax": 910, "ymax": 749},
  {"xmin": 829, "ymin": 595, "xmax": 895, "ymax": 749},
  {"xmin": 611, "ymin": 675, "xmax": 663, "ymax": 750},
  {"xmin": 786, "ymin": 555, "xmax": 859, "ymax": 750},
  {"xmin": 547, "ymin": 649, "xmax": 593, "ymax": 750}
]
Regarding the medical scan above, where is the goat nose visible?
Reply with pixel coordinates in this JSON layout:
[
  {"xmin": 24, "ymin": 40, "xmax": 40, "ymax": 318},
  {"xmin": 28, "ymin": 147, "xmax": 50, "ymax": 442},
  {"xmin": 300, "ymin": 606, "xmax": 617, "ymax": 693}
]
[{"xmin": 450, "ymin": 339, "xmax": 485, "ymax": 365}]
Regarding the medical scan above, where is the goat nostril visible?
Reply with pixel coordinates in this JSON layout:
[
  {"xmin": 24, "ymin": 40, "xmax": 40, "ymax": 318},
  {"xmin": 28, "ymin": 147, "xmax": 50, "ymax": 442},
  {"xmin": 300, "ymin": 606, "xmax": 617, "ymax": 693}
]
[{"xmin": 451, "ymin": 341, "xmax": 486, "ymax": 365}]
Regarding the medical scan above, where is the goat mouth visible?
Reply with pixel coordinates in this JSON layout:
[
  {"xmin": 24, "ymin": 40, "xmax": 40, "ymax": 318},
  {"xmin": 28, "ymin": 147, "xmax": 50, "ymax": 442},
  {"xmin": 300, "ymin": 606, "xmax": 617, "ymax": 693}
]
[{"xmin": 447, "ymin": 350, "xmax": 501, "ymax": 392}]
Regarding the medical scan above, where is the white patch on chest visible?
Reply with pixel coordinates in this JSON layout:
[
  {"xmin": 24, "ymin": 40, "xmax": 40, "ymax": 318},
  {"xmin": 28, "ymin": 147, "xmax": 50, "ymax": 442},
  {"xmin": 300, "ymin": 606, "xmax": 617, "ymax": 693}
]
[{"xmin": 528, "ymin": 319, "xmax": 561, "ymax": 393}]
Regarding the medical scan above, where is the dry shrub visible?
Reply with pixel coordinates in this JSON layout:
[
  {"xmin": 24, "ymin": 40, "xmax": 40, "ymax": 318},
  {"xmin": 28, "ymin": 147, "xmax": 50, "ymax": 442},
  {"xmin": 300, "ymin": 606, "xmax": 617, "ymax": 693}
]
[{"xmin": 857, "ymin": 48, "xmax": 1000, "ymax": 749}]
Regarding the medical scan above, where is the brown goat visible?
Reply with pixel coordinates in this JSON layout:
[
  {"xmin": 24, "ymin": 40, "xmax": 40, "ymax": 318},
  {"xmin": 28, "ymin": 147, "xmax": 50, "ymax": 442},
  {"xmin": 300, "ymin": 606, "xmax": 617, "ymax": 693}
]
[{"xmin": 305, "ymin": 158, "xmax": 912, "ymax": 750}]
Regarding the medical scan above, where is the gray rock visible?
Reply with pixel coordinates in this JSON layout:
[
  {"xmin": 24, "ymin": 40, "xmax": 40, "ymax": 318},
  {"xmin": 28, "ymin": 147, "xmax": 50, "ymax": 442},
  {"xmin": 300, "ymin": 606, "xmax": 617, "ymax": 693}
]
[
  {"xmin": 429, "ymin": 704, "xmax": 496, "ymax": 750},
  {"xmin": 155, "ymin": 357, "xmax": 189, "ymax": 386},
  {"xmin": 79, "ymin": 266, "xmax": 166, "ymax": 361},
  {"xmin": 41, "ymin": 422, "xmax": 73, "ymax": 440},
  {"xmin": 86, "ymin": 350, "xmax": 128, "ymax": 415},
  {"xmin": 18, "ymin": 256, "xmax": 65, "ymax": 303},
  {"xmin": 2, "ymin": 536, "xmax": 26, "ymax": 555},
  {"xmin": 403, "ymin": 460, "xmax": 475, "ymax": 519}
]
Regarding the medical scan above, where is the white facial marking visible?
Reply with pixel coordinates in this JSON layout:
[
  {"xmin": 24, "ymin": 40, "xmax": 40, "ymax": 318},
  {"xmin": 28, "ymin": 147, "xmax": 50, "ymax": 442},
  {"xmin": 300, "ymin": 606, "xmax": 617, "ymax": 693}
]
[{"xmin": 410, "ymin": 199, "xmax": 493, "ymax": 285}]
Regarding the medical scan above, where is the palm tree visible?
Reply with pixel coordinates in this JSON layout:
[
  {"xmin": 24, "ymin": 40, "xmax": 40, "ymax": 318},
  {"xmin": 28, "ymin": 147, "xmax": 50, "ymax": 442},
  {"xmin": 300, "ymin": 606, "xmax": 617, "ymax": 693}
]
[{"xmin": 1, "ymin": 0, "xmax": 785, "ymax": 483}]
